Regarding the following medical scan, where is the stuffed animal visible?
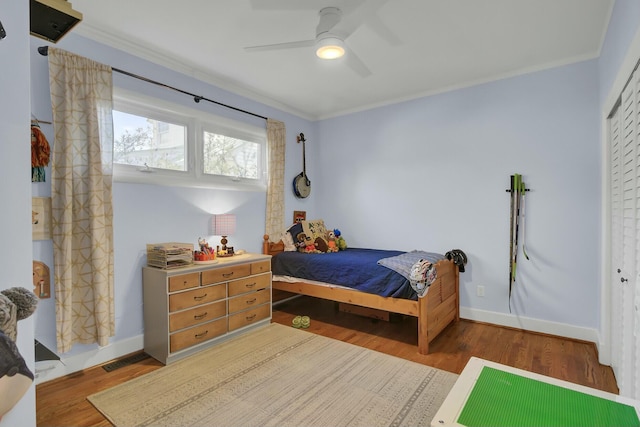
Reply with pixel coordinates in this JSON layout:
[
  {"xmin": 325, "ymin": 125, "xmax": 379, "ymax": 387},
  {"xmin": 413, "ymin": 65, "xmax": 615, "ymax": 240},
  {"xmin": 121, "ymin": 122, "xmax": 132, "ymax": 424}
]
[
  {"xmin": 0, "ymin": 330, "xmax": 34, "ymax": 421},
  {"xmin": 325, "ymin": 230, "xmax": 339, "ymax": 252},
  {"xmin": 0, "ymin": 287, "xmax": 38, "ymax": 421},
  {"xmin": 334, "ymin": 229, "xmax": 347, "ymax": 251},
  {"xmin": 297, "ymin": 233, "xmax": 320, "ymax": 253},
  {"xmin": 296, "ymin": 232, "xmax": 307, "ymax": 252},
  {"xmin": 314, "ymin": 236, "xmax": 329, "ymax": 253},
  {"xmin": 303, "ymin": 235, "xmax": 321, "ymax": 253},
  {"xmin": 0, "ymin": 287, "xmax": 38, "ymax": 342}
]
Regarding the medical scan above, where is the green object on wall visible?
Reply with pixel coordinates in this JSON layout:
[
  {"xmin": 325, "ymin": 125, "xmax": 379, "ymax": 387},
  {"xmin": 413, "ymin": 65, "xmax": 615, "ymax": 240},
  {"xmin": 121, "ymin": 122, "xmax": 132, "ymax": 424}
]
[{"xmin": 457, "ymin": 367, "xmax": 640, "ymax": 427}]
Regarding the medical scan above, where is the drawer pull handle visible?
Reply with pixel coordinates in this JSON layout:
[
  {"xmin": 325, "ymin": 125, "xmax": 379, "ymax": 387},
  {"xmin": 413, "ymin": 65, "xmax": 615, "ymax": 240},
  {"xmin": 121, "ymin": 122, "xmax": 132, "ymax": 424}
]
[
  {"xmin": 246, "ymin": 298, "xmax": 256, "ymax": 305},
  {"xmin": 193, "ymin": 312, "xmax": 208, "ymax": 320},
  {"xmin": 195, "ymin": 330, "xmax": 209, "ymax": 339},
  {"xmin": 223, "ymin": 272, "xmax": 234, "ymax": 278},
  {"xmin": 246, "ymin": 314, "xmax": 256, "ymax": 321},
  {"xmin": 193, "ymin": 293, "xmax": 207, "ymax": 301},
  {"xmin": 245, "ymin": 282, "xmax": 256, "ymax": 288}
]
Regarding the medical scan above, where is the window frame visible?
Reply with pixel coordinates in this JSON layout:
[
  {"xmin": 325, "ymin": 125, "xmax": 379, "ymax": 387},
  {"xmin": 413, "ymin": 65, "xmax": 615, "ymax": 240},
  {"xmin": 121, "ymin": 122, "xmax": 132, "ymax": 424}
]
[{"xmin": 112, "ymin": 88, "xmax": 267, "ymax": 191}]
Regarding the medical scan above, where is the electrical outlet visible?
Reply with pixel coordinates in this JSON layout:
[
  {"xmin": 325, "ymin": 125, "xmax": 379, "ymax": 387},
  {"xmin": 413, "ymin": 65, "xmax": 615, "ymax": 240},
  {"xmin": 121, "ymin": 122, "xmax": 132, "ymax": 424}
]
[{"xmin": 477, "ymin": 285, "xmax": 485, "ymax": 297}]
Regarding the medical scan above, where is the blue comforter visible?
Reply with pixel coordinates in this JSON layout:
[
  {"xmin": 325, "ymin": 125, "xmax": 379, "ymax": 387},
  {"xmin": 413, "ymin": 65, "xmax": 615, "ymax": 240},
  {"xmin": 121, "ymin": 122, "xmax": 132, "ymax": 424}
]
[{"xmin": 271, "ymin": 248, "xmax": 418, "ymax": 300}]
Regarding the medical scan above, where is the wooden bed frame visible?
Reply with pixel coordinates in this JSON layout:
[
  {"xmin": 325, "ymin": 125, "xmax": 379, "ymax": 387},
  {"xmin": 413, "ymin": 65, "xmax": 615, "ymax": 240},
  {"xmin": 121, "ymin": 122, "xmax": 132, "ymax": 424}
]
[{"xmin": 263, "ymin": 235, "xmax": 460, "ymax": 354}]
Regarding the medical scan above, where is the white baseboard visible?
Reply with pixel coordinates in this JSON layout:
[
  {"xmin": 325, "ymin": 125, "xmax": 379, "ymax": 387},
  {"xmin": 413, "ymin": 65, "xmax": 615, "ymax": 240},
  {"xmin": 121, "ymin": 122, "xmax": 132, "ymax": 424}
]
[
  {"xmin": 35, "ymin": 334, "xmax": 144, "ymax": 385},
  {"xmin": 460, "ymin": 307, "xmax": 600, "ymax": 347},
  {"xmin": 596, "ymin": 336, "xmax": 611, "ymax": 366}
]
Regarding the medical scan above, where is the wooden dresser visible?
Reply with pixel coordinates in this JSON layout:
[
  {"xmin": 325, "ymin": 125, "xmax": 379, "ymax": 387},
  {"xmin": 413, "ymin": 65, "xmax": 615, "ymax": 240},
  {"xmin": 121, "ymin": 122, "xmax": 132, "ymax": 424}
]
[{"xmin": 142, "ymin": 253, "xmax": 272, "ymax": 364}]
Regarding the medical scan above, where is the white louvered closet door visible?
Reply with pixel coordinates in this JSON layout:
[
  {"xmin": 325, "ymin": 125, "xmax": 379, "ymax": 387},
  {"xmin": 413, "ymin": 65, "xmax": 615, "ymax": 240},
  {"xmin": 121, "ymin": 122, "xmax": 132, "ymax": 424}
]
[{"xmin": 609, "ymin": 64, "xmax": 640, "ymax": 399}]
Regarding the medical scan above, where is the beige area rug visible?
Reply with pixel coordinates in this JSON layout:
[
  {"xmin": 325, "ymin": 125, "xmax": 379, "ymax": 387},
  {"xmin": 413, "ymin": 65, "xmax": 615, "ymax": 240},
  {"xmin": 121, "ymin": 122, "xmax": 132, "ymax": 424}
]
[{"xmin": 88, "ymin": 323, "xmax": 458, "ymax": 427}]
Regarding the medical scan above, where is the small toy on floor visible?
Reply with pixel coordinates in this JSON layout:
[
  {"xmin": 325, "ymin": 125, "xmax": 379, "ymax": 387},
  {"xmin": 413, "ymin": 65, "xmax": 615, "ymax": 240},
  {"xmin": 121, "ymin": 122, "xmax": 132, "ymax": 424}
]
[
  {"xmin": 300, "ymin": 316, "xmax": 310, "ymax": 328},
  {"xmin": 292, "ymin": 315, "xmax": 301, "ymax": 328},
  {"xmin": 292, "ymin": 315, "xmax": 311, "ymax": 329}
]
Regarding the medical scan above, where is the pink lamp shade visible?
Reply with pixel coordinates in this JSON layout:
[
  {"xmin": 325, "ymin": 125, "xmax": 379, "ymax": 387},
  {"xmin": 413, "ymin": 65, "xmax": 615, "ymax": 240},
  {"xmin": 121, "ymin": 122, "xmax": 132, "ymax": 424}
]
[{"xmin": 213, "ymin": 214, "xmax": 236, "ymax": 237}]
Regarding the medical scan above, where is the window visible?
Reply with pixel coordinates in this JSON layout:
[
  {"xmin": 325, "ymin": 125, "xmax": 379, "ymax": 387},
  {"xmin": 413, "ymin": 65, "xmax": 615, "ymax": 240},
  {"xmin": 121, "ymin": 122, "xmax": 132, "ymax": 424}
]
[
  {"xmin": 112, "ymin": 89, "xmax": 267, "ymax": 190},
  {"xmin": 203, "ymin": 131, "xmax": 259, "ymax": 179},
  {"xmin": 113, "ymin": 110, "xmax": 187, "ymax": 171}
]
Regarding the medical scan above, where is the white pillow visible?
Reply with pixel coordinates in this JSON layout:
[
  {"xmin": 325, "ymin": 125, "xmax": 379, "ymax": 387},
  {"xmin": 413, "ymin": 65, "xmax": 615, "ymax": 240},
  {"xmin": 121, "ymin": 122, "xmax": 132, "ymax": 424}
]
[{"xmin": 282, "ymin": 227, "xmax": 297, "ymax": 251}]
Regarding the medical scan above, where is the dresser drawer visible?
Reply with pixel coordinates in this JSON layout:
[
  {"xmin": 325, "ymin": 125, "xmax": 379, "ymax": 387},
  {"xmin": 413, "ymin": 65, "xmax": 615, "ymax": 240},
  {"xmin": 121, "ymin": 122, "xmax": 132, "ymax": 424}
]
[
  {"xmin": 250, "ymin": 260, "xmax": 271, "ymax": 275},
  {"xmin": 169, "ymin": 283, "xmax": 226, "ymax": 312},
  {"xmin": 228, "ymin": 304, "xmax": 270, "ymax": 332},
  {"xmin": 228, "ymin": 288, "xmax": 270, "ymax": 314},
  {"xmin": 170, "ymin": 318, "xmax": 227, "ymax": 353},
  {"xmin": 169, "ymin": 300, "xmax": 226, "ymax": 332},
  {"xmin": 228, "ymin": 274, "xmax": 271, "ymax": 297},
  {"xmin": 168, "ymin": 272, "xmax": 200, "ymax": 292},
  {"xmin": 201, "ymin": 263, "xmax": 251, "ymax": 284}
]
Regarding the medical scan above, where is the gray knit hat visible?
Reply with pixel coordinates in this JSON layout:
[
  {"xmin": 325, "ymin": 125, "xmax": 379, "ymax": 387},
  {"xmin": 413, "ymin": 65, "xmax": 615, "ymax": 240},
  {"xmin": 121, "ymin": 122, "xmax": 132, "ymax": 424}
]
[{"xmin": 0, "ymin": 287, "xmax": 38, "ymax": 342}]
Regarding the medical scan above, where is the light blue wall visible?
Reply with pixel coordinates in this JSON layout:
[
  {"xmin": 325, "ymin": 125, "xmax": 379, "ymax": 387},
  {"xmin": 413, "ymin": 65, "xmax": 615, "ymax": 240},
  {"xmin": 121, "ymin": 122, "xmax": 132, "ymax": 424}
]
[
  {"xmin": 30, "ymin": 34, "xmax": 316, "ymax": 365},
  {"xmin": 316, "ymin": 60, "xmax": 601, "ymax": 328},
  {"xmin": 0, "ymin": 0, "xmax": 36, "ymax": 425},
  {"xmin": 598, "ymin": 0, "xmax": 640, "ymax": 107}
]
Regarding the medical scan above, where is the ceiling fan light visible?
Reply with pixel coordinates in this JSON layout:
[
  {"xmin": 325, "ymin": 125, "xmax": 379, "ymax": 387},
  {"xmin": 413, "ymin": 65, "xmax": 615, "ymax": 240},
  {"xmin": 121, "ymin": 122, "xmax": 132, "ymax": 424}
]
[{"xmin": 316, "ymin": 36, "xmax": 345, "ymax": 59}]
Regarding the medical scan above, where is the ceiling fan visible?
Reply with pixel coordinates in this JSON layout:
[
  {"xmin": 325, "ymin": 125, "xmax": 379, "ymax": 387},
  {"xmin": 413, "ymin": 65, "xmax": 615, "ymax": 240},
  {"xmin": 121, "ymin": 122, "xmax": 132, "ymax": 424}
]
[{"xmin": 244, "ymin": 1, "xmax": 399, "ymax": 77}]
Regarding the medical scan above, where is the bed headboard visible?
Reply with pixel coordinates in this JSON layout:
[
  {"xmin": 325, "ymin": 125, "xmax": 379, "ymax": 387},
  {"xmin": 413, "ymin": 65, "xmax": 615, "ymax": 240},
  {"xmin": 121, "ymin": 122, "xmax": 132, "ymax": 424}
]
[{"xmin": 263, "ymin": 234, "xmax": 284, "ymax": 256}]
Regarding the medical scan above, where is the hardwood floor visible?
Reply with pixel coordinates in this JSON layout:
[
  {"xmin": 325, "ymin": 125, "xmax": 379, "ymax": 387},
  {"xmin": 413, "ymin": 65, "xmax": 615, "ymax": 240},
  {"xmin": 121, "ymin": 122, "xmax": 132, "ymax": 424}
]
[
  {"xmin": 36, "ymin": 295, "xmax": 618, "ymax": 427},
  {"xmin": 272, "ymin": 296, "xmax": 618, "ymax": 393}
]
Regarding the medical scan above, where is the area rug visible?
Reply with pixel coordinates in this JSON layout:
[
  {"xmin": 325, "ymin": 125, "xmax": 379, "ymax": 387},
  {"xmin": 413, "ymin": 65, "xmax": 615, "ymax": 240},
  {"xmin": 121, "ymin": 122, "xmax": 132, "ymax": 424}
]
[{"xmin": 88, "ymin": 323, "xmax": 458, "ymax": 427}]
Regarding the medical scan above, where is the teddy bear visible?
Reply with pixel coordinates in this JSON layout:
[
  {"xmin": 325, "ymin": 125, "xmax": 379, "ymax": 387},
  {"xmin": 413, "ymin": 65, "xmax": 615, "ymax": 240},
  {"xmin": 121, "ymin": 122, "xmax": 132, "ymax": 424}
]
[
  {"xmin": 0, "ymin": 287, "xmax": 38, "ymax": 420},
  {"xmin": 304, "ymin": 235, "xmax": 321, "ymax": 253},
  {"xmin": 325, "ymin": 230, "xmax": 339, "ymax": 253},
  {"xmin": 296, "ymin": 233, "xmax": 312, "ymax": 253},
  {"xmin": 295, "ymin": 232, "xmax": 307, "ymax": 252},
  {"xmin": 297, "ymin": 233, "xmax": 321, "ymax": 253}
]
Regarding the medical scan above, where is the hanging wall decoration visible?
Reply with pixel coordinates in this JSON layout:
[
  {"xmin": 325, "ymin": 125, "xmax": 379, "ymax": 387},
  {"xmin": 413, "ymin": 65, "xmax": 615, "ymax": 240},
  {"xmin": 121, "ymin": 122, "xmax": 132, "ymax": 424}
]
[
  {"xmin": 31, "ymin": 121, "xmax": 50, "ymax": 182},
  {"xmin": 293, "ymin": 210, "xmax": 306, "ymax": 223},
  {"xmin": 33, "ymin": 260, "xmax": 51, "ymax": 299},
  {"xmin": 293, "ymin": 133, "xmax": 311, "ymax": 198},
  {"xmin": 506, "ymin": 174, "xmax": 530, "ymax": 311},
  {"xmin": 32, "ymin": 197, "xmax": 52, "ymax": 240}
]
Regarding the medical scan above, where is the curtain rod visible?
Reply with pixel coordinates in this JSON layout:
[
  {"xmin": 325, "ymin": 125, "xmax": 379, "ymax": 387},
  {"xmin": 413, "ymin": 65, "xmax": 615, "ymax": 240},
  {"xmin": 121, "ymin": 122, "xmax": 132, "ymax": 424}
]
[{"xmin": 37, "ymin": 46, "xmax": 268, "ymax": 121}]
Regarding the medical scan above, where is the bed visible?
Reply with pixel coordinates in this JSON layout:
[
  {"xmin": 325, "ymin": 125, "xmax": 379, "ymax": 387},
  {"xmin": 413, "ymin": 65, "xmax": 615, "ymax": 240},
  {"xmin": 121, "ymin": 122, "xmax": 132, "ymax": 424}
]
[{"xmin": 262, "ymin": 234, "xmax": 460, "ymax": 354}]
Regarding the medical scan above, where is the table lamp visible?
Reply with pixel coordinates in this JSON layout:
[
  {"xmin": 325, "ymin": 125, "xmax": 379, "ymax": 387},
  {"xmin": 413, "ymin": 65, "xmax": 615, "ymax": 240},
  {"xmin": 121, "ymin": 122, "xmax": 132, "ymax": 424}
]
[{"xmin": 213, "ymin": 214, "xmax": 236, "ymax": 257}]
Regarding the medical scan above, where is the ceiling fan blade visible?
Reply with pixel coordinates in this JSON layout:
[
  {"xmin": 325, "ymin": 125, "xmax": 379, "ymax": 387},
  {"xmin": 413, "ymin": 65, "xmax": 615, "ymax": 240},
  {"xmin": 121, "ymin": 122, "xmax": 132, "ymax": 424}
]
[
  {"xmin": 344, "ymin": 45, "xmax": 371, "ymax": 78},
  {"xmin": 245, "ymin": 39, "xmax": 315, "ymax": 52},
  {"xmin": 331, "ymin": 10, "xmax": 361, "ymax": 38},
  {"xmin": 249, "ymin": 0, "xmax": 318, "ymax": 10},
  {"xmin": 249, "ymin": 0, "xmax": 365, "ymax": 14},
  {"xmin": 332, "ymin": 0, "xmax": 399, "ymax": 46},
  {"xmin": 364, "ymin": 14, "xmax": 401, "ymax": 46}
]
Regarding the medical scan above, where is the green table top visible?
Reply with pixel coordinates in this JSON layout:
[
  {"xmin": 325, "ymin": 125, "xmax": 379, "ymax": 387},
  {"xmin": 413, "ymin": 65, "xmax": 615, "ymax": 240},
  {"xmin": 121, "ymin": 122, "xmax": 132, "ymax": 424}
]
[{"xmin": 457, "ymin": 366, "xmax": 640, "ymax": 427}]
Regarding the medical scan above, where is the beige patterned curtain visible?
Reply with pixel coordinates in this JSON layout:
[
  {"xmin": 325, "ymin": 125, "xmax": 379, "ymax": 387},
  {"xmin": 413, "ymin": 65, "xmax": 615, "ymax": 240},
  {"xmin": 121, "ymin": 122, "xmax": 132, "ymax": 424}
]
[
  {"xmin": 265, "ymin": 119, "xmax": 286, "ymax": 241},
  {"xmin": 48, "ymin": 48, "xmax": 115, "ymax": 353}
]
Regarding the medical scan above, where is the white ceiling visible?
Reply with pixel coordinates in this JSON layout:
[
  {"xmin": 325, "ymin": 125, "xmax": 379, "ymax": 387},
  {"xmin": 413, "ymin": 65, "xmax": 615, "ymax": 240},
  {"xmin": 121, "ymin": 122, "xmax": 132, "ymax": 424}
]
[{"xmin": 69, "ymin": 0, "xmax": 614, "ymax": 120}]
